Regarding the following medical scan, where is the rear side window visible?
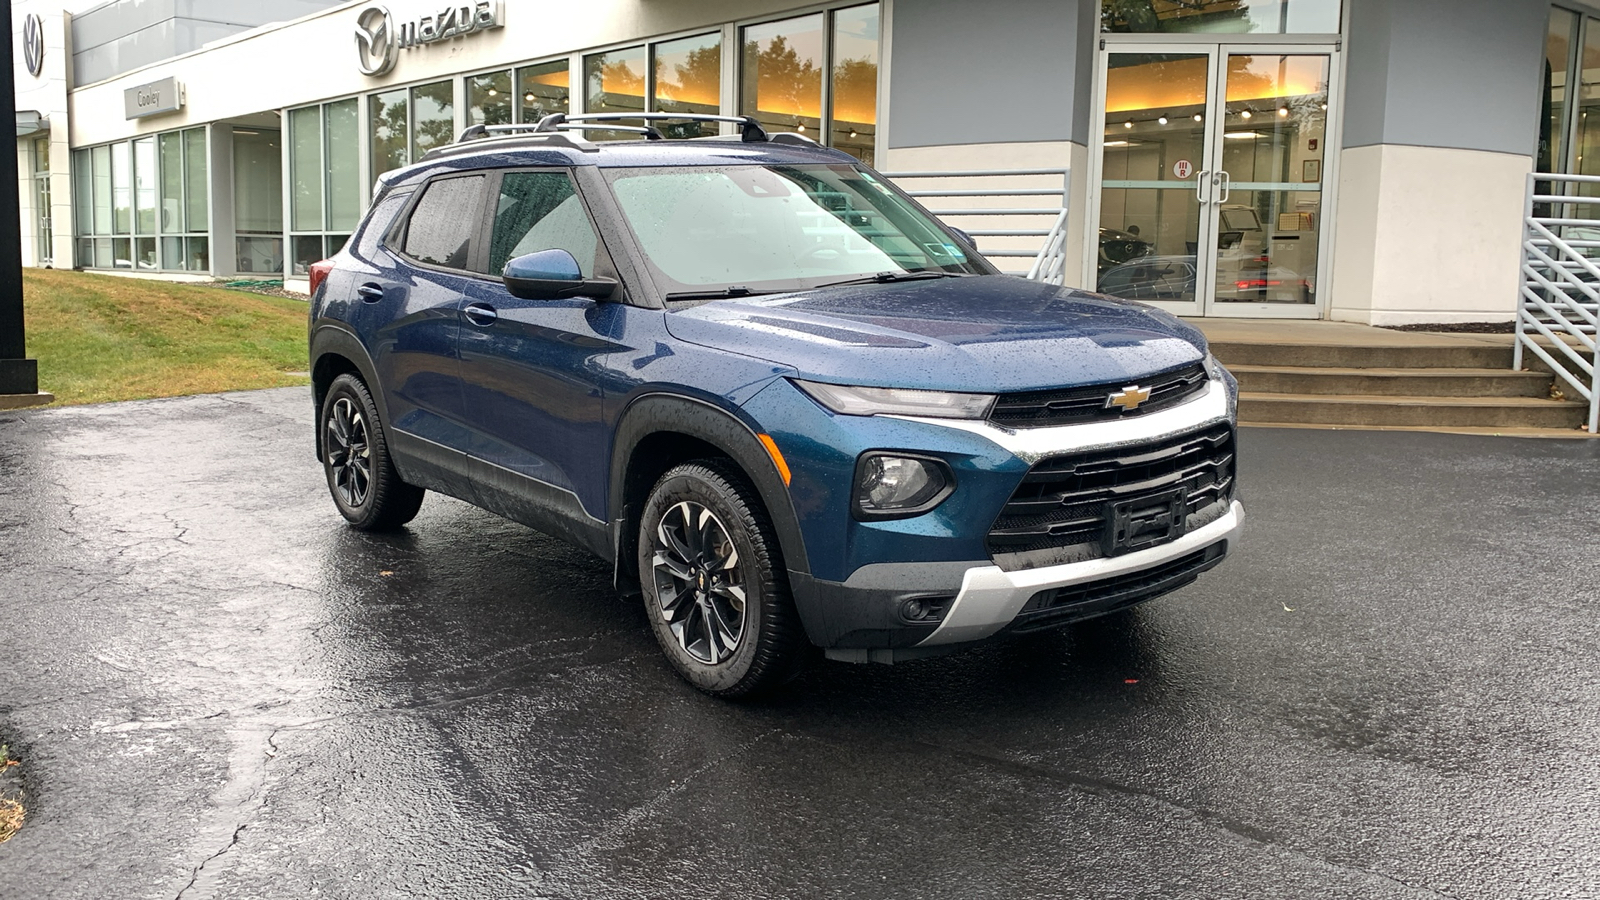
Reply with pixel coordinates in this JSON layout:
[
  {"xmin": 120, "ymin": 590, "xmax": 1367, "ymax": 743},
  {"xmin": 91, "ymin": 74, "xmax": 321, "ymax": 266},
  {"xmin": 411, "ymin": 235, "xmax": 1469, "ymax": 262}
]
[
  {"xmin": 399, "ymin": 175, "xmax": 485, "ymax": 269},
  {"xmin": 485, "ymin": 172, "xmax": 599, "ymax": 277}
]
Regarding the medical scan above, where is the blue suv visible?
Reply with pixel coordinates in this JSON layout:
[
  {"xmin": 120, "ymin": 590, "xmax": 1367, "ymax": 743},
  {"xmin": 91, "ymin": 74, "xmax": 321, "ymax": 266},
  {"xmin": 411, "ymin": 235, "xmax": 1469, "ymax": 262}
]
[{"xmin": 308, "ymin": 113, "xmax": 1243, "ymax": 697}]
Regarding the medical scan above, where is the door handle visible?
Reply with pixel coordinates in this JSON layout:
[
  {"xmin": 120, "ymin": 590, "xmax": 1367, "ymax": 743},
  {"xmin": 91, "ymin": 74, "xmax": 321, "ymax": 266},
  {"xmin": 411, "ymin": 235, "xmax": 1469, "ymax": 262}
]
[
  {"xmin": 356, "ymin": 282, "xmax": 384, "ymax": 303},
  {"xmin": 1195, "ymin": 169, "xmax": 1211, "ymax": 204},
  {"xmin": 1217, "ymin": 171, "xmax": 1232, "ymax": 204},
  {"xmin": 463, "ymin": 303, "xmax": 499, "ymax": 326}
]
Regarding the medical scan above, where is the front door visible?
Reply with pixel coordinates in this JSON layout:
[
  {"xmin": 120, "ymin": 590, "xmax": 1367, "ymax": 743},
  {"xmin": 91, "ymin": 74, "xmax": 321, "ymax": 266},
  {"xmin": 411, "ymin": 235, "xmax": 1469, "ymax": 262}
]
[{"xmin": 1091, "ymin": 44, "xmax": 1338, "ymax": 318}]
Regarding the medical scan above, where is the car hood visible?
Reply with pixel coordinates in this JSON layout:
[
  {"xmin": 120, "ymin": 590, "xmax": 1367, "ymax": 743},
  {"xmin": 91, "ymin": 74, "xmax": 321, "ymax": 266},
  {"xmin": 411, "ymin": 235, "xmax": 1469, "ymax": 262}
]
[{"xmin": 662, "ymin": 275, "xmax": 1207, "ymax": 393}]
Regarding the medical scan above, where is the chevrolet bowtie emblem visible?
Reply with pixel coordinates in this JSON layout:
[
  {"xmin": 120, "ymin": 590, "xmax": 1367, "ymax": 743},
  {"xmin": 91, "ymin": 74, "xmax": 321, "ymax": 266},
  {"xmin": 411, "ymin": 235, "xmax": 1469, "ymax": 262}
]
[{"xmin": 1106, "ymin": 385, "xmax": 1152, "ymax": 412}]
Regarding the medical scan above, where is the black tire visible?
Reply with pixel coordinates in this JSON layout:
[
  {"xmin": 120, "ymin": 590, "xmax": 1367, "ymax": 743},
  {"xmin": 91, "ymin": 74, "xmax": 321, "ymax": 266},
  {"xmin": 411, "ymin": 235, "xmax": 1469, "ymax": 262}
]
[
  {"xmin": 638, "ymin": 460, "xmax": 806, "ymax": 698},
  {"xmin": 319, "ymin": 373, "xmax": 425, "ymax": 531}
]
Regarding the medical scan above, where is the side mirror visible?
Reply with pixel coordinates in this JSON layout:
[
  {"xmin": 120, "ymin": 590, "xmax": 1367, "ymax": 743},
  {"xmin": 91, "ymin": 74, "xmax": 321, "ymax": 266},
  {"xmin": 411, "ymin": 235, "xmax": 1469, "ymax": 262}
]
[
  {"xmin": 502, "ymin": 249, "xmax": 617, "ymax": 301},
  {"xmin": 950, "ymin": 228, "xmax": 977, "ymax": 251}
]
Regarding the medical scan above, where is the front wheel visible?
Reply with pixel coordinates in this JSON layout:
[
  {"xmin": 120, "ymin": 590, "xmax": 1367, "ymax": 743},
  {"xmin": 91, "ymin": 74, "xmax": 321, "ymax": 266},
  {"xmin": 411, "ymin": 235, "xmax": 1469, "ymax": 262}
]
[
  {"xmin": 638, "ymin": 461, "xmax": 805, "ymax": 698},
  {"xmin": 320, "ymin": 373, "xmax": 425, "ymax": 531}
]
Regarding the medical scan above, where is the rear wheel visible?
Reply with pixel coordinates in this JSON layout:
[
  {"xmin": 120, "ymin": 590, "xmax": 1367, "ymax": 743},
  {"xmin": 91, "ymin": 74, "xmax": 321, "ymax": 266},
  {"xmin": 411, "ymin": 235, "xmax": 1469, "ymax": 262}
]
[
  {"xmin": 320, "ymin": 373, "xmax": 424, "ymax": 531},
  {"xmin": 638, "ymin": 460, "xmax": 805, "ymax": 698}
]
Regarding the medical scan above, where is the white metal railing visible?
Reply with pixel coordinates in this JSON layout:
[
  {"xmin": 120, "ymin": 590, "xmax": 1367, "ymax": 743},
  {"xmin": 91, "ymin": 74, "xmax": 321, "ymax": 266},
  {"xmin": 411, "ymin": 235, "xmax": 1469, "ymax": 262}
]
[
  {"xmin": 882, "ymin": 169, "xmax": 1070, "ymax": 284},
  {"xmin": 1519, "ymin": 172, "xmax": 1600, "ymax": 432}
]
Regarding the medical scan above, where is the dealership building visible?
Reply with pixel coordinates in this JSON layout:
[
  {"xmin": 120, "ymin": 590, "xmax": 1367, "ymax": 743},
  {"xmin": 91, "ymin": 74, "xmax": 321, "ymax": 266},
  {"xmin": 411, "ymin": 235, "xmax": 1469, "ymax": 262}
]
[{"xmin": 5, "ymin": 0, "xmax": 1585, "ymax": 324}]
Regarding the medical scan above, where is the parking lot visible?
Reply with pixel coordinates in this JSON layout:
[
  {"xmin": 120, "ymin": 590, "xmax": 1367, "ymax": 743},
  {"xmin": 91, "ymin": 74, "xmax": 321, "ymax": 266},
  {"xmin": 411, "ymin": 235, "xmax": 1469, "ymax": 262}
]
[{"xmin": 1, "ymin": 386, "xmax": 1597, "ymax": 899}]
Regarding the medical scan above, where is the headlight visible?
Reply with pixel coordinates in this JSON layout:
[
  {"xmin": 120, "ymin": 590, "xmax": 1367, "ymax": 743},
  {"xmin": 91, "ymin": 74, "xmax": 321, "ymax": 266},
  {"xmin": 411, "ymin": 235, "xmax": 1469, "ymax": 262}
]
[
  {"xmin": 1203, "ymin": 351, "xmax": 1223, "ymax": 380},
  {"xmin": 853, "ymin": 453, "xmax": 954, "ymax": 519},
  {"xmin": 794, "ymin": 380, "xmax": 996, "ymax": 419}
]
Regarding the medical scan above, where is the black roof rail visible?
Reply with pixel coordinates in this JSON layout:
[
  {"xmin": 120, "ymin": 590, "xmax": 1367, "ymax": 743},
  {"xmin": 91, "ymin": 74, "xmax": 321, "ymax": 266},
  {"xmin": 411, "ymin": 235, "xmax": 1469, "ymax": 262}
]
[{"xmin": 536, "ymin": 112, "xmax": 769, "ymax": 143}]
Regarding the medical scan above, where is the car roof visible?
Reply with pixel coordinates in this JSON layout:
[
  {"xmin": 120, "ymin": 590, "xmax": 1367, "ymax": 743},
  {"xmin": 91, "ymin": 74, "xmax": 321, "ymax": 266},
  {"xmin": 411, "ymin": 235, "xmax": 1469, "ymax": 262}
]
[{"xmin": 377, "ymin": 134, "xmax": 863, "ymax": 191}]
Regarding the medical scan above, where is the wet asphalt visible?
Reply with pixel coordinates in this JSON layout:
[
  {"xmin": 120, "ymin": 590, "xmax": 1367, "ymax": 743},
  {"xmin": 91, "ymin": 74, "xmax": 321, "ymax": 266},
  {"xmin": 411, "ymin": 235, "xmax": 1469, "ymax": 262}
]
[{"xmin": 0, "ymin": 387, "xmax": 1597, "ymax": 899}]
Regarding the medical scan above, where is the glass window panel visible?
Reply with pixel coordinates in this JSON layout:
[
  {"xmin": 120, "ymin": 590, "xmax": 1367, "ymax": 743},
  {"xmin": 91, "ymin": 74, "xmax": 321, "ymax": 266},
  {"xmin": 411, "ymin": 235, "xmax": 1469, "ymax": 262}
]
[
  {"xmin": 411, "ymin": 80, "xmax": 454, "ymax": 161},
  {"xmin": 91, "ymin": 145, "xmax": 111, "ymax": 234},
  {"xmin": 34, "ymin": 138, "xmax": 49, "ymax": 173},
  {"xmin": 1098, "ymin": 52, "xmax": 1209, "ymax": 298},
  {"xmin": 326, "ymin": 99, "xmax": 361, "ymax": 232},
  {"xmin": 831, "ymin": 4, "xmax": 879, "ymax": 165},
  {"xmin": 468, "ymin": 70, "xmax": 513, "ymax": 126},
  {"xmin": 1102, "ymin": 0, "xmax": 1340, "ymax": 34},
  {"xmin": 133, "ymin": 138, "xmax": 156, "ymax": 234},
  {"xmin": 183, "ymin": 128, "xmax": 208, "ymax": 232},
  {"xmin": 326, "ymin": 234, "xmax": 352, "ymax": 257},
  {"xmin": 1569, "ymin": 19, "xmax": 1600, "ymax": 195},
  {"xmin": 134, "ymin": 236, "xmax": 156, "ymax": 269},
  {"xmin": 371, "ymin": 88, "xmax": 409, "ymax": 178},
  {"xmin": 159, "ymin": 132, "xmax": 183, "ymax": 233},
  {"xmin": 236, "ymin": 236, "xmax": 282, "ymax": 274},
  {"xmin": 1542, "ymin": 9, "xmax": 1580, "ymax": 178},
  {"xmin": 289, "ymin": 107, "xmax": 323, "ymax": 232},
  {"xmin": 741, "ymin": 15, "xmax": 824, "ymax": 139},
  {"xmin": 76, "ymin": 237, "xmax": 92, "ymax": 268},
  {"xmin": 400, "ymin": 175, "xmax": 484, "ymax": 268},
  {"xmin": 73, "ymin": 149, "xmax": 90, "ymax": 237},
  {"xmin": 654, "ymin": 33, "xmax": 721, "ymax": 137},
  {"xmin": 1214, "ymin": 54, "xmax": 1329, "ymax": 307},
  {"xmin": 162, "ymin": 235, "xmax": 184, "ymax": 270},
  {"xmin": 233, "ymin": 129, "xmax": 282, "ymax": 236},
  {"xmin": 517, "ymin": 60, "xmax": 571, "ymax": 123},
  {"xmin": 585, "ymin": 46, "xmax": 646, "ymax": 139},
  {"xmin": 111, "ymin": 142, "xmax": 131, "ymax": 233},
  {"xmin": 185, "ymin": 236, "xmax": 210, "ymax": 272},
  {"xmin": 292, "ymin": 234, "xmax": 323, "ymax": 275},
  {"xmin": 93, "ymin": 237, "xmax": 112, "ymax": 268},
  {"xmin": 112, "ymin": 236, "xmax": 131, "ymax": 267},
  {"xmin": 487, "ymin": 172, "xmax": 598, "ymax": 276}
]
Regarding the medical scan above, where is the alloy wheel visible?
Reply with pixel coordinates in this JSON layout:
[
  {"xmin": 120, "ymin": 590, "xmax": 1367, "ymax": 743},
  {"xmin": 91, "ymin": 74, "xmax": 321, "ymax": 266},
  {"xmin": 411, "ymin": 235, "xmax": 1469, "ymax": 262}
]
[
  {"xmin": 326, "ymin": 397, "xmax": 372, "ymax": 508},
  {"xmin": 651, "ymin": 500, "xmax": 748, "ymax": 665}
]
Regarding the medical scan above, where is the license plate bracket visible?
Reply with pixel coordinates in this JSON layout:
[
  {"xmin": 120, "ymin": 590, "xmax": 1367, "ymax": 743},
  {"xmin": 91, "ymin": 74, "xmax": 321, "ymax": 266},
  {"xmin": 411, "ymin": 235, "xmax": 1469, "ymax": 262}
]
[{"xmin": 1103, "ymin": 488, "xmax": 1188, "ymax": 556}]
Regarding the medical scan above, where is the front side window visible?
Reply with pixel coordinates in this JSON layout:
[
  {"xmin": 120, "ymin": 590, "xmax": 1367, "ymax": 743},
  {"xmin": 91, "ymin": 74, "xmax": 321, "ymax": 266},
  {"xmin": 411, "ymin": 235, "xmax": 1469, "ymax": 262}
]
[
  {"xmin": 399, "ymin": 175, "xmax": 485, "ymax": 269},
  {"xmin": 605, "ymin": 164, "xmax": 985, "ymax": 296},
  {"xmin": 486, "ymin": 172, "xmax": 599, "ymax": 276}
]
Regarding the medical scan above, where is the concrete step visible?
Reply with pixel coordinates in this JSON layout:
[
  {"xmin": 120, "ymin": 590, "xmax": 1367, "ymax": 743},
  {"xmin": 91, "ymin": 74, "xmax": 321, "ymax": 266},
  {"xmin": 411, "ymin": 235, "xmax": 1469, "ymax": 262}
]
[
  {"xmin": 1211, "ymin": 340, "xmax": 1515, "ymax": 370},
  {"xmin": 1229, "ymin": 364, "xmax": 1554, "ymax": 398},
  {"xmin": 1238, "ymin": 392, "xmax": 1590, "ymax": 429}
]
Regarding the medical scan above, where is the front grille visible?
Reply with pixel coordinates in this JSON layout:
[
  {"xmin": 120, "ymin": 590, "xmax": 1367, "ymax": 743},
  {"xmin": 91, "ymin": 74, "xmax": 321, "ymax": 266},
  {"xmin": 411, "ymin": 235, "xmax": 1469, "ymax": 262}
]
[
  {"xmin": 1002, "ymin": 542, "xmax": 1228, "ymax": 635},
  {"xmin": 987, "ymin": 423, "xmax": 1235, "ymax": 571},
  {"xmin": 988, "ymin": 362, "xmax": 1208, "ymax": 429}
]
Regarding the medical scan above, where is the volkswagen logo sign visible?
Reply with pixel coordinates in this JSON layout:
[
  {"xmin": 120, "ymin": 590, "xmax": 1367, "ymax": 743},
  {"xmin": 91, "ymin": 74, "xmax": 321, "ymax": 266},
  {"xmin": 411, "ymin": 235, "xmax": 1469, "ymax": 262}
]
[
  {"xmin": 354, "ymin": 6, "xmax": 396, "ymax": 77},
  {"xmin": 22, "ymin": 13, "xmax": 45, "ymax": 79}
]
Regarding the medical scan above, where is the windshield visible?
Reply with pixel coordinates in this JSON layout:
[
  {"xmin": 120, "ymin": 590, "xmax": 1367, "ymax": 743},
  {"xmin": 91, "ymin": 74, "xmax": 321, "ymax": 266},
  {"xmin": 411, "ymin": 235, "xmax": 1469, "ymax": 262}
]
[{"xmin": 603, "ymin": 164, "xmax": 991, "ymax": 297}]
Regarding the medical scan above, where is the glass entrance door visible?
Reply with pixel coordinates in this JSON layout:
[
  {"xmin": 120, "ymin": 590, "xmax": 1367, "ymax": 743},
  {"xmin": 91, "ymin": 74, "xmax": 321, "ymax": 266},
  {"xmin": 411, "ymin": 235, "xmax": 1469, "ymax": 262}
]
[{"xmin": 1093, "ymin": 45, "xmax": 1337, "ymax": 318}]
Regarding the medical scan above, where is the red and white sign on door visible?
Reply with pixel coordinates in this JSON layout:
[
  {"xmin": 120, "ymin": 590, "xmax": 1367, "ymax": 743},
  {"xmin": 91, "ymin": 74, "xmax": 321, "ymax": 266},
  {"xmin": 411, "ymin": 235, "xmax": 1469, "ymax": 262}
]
[{"xmin": 1173, "ymin": 159, "xmax": 1194, "ymax": 179}]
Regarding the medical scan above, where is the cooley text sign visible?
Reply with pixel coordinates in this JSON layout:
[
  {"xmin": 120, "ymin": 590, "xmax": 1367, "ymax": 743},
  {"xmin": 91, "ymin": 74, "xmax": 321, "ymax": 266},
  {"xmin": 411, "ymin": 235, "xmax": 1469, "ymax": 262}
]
[{"xmin": 124, "ymin": 77, "xmax": 185, "ymax": 119}]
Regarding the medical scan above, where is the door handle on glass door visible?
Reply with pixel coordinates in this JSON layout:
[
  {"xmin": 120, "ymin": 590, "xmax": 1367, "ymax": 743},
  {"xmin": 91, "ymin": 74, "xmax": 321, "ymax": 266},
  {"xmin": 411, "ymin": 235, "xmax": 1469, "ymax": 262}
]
[
  {"xmin": 1195, "ymin": 170, "xmax": 1211, "ymax": 204},
  {"xmin": 464, "ymin": 303, "xmax": 499, "ymax": 326},
  {"xmin": 1218, "ymin": 171, "xmax": 1232, "ymax": 204}
]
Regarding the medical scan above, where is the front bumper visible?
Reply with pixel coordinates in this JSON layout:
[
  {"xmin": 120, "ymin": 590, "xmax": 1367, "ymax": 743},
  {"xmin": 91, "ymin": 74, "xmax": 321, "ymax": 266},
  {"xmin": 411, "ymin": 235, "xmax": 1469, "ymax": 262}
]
[{"xmin": 919, "ymin": 499, "xmax": 1243, "ymax": 646}]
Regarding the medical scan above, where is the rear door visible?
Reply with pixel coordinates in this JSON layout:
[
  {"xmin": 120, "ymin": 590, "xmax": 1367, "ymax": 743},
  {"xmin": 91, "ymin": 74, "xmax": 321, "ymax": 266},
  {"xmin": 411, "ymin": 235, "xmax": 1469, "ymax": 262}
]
[
  {"xmin": 371, "ymin": 172, "xmax": 488, "ymax": 491},
  {"xmin": 455, "ymin": 168, "xmax": 628, "ymax": 531}
]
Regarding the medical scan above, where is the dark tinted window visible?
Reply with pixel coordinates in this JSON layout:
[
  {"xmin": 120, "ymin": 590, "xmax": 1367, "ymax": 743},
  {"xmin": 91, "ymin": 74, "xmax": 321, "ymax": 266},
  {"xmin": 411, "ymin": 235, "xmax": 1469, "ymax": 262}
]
[
  {"xmin": 486, "ymin": 172, "xmax": 599, "ymax": 276},
  {"xmin": 400, "ymin": 175, "xmax": 484, "ymax": 269}
]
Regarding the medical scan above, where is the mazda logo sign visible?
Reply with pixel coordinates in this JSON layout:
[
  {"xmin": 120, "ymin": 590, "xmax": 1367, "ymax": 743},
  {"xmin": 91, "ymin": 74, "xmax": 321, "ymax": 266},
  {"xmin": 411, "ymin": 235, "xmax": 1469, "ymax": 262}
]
[
  {"xmin": 354, "ymin": 3, "xmax": 503, "ymax": 77},
  {"xmin": 354, "ymin": 6, "xmax": 396, "ymax": 77},
  {"xmin": 22, "ymin": 13, "xmax": 45, "ymax": 79}
]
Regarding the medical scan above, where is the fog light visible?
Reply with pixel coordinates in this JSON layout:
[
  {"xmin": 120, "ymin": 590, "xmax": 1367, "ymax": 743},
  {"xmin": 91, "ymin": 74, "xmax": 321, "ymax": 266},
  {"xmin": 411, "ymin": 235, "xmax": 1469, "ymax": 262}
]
[{"xmin": 853, "ymin": 453, "xmax": 953, "ymax": 519}]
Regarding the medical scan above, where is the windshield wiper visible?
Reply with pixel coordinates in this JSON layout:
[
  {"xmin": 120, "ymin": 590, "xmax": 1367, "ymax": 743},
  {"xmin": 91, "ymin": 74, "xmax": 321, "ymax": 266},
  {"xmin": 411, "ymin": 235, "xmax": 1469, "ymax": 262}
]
[
  {"xmin": 663, "ymin": 286, "xmax": 780, "ymax": 302},
  {"xmin": 813, "ymin": 271, "xmax": 969, "ymax": 289}
]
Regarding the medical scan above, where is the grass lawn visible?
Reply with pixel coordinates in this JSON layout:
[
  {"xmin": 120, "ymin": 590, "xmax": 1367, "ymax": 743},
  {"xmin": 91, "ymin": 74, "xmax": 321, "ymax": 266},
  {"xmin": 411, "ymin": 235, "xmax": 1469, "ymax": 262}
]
[{"xmin": 22, "ymin": 269, "xmax": 311, "ymax": 406}]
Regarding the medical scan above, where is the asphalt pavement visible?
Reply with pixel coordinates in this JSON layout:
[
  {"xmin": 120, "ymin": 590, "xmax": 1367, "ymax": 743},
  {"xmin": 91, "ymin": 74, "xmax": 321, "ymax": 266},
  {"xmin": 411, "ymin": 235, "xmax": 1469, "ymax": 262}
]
[{"xmin": 1, "ymin": 387, "xmax": 1597, "ymax": 899}]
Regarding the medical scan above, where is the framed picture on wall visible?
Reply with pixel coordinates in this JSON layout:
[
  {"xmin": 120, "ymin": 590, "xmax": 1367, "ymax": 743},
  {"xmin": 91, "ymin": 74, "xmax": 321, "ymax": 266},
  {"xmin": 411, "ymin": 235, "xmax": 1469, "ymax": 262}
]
[{"xmin": 1303, "ymin": 159, "xmax": 1322, "ymax": 183}]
